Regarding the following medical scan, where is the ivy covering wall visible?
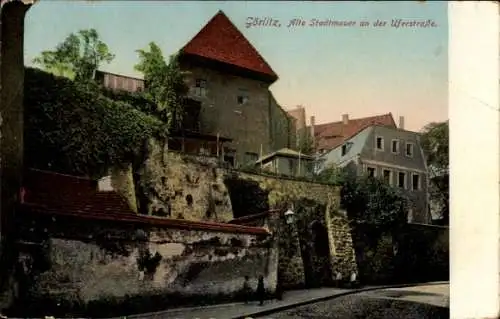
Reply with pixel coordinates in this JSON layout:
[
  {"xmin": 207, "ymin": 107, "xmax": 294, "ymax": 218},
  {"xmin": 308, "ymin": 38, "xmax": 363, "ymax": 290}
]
[{"xmin": 24, "ymin": 67, "xmax": 164, "ymax": 177}]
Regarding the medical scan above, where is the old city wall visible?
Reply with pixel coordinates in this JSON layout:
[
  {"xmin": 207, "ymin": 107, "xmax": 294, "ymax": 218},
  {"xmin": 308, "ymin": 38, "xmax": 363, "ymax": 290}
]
[
  {"xmin": 229, "ymin": 171, "xmax": 358, "ymax": 287},
  {"xmin": 135, "ymin": 147, "xmax": 357, "ymax": 288},
  {"xmin": 138, "ymin": 140, "xmax": 235, "ymax": 222},
  {"xmin": 11, "ymin": 210, "xmax": 276, "ymax": 317}
]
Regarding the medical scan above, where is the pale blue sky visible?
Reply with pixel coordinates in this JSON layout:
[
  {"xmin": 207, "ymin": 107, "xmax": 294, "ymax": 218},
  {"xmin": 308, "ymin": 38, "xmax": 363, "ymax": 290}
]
[{"xmin": 24, "ymin": 1, "xmax": 448, "ymax": 131}]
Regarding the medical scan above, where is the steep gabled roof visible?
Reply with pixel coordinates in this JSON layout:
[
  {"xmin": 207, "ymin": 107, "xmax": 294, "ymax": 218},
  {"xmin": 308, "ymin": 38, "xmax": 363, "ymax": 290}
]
[
  {"xmin": 312, "ymin": 113, "xmax": 396, "ymax": 151},
  {"xmin": 180, "ymin": 10, "xmax": 278, "ymax": 81}
]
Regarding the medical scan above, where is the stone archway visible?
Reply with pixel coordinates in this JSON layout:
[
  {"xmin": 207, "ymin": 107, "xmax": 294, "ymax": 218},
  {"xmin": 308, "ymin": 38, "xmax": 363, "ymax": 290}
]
[{"xmin": 303, "ymin": 220, "xmax": 333, "ymax": 288}]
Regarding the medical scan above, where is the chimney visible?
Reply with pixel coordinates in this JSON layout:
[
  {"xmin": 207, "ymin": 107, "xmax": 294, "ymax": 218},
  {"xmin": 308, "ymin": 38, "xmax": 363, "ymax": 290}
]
[
  {"xmin": 310, "ymin": 116, "xmax": 316, "ymax": 142},
  {"xmin": 342, "ymin": 114, "xmax": 349, "ymax": 125},
  {"xmin": 399, "ymin": 116, "xmax": 405, "ymax": 130}
]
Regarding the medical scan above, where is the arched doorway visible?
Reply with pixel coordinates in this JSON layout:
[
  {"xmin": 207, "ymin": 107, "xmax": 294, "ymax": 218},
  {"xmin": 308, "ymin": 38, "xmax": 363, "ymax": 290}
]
[{"xmin": 303, "ymin": 220, "xmax": 333, "ymax": 287}]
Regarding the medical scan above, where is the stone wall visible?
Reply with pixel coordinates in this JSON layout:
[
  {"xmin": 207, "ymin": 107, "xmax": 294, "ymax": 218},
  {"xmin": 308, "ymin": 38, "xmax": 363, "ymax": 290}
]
[
  {"xmin": 181, "ymin": 64, "xmax": 295, "ymax": 165},
  {"xmin": 135, "ymin": 149, "xmax": 357, "ymax": 288},
  {"xmin": 10, "ymin": 209, "xmax": 276, "ymax": 317},
  {"xmin": 226, "ymin": 171, "xmax": 358, "ymax": 287},
  {"xmin": 138, "ymin": 141, "xmax": 234, "ymax": 222},
  {"xmin": 351, "ymin": 223, "xmax": 449, "ymax": 284}
]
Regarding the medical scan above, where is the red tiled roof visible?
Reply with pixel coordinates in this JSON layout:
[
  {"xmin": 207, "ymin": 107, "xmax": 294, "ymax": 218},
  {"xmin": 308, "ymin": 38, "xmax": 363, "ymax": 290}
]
[
  {"xmin": 20, "ymin": 169, "xmax": 270, "ymax": 235},
  {"xmin": 22, "ymin": 168, "xmax": 136, "ymax": 217},
  {"xmin": 180, "ymin": 10, "xmax": 278, "ymax": 80},
  {"xmin": 313, "ymin": 113, "xmax": 396, "ymax": 151}
]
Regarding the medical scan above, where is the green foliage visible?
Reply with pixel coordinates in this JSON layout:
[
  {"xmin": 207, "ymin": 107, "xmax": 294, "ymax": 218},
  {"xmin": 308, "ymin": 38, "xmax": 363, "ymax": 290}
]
[
  {"xmin": 134, "ymin": 42, "xmax": 190, "ymax": 129},
  {"xmin": 341, "ymin": 174, "xmax": 409, "ymax": 229},
  {"xmin": 420, "ymin": 121, "xmax": 449, "ymax": 224},
  {"xmin": 32, "ymin": 28, "xmax": 115, "ymax": 82},
  {"xmin": 297, "ymin": 129, "xmax": 315, "ymax": 155},
  {"xmin": 420, "ymin": 121, "xmax": 449, "ymax": 171},
  {"xmin": 314, "ymin": 165, "xmax": 408, "ymax": 230},
  {"xmin": 24, "ymin": 67, "xmax": 164, "ymax": 177},
  {"xmin": 313, "ymin": 164, "xmax": 349, "ymax": 186}
]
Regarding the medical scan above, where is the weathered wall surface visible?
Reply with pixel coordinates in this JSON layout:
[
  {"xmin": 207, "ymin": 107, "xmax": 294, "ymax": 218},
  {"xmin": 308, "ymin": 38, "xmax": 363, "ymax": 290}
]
[
  {"xmin": 182, "ymin": 65, "xmax": 295, "ymax": 165},
  {"xmin": 138, "ymin": 141, "xmax": 234, "ymax": 222},
  {"xmin": 395, "ymin": 223, "xmax": 449, "ymax": 283},
  {"xmin": 135, "ymin": 149, "xmax": 357, "ymax": 288},
  {"xmin": 269, "ymin": 93, "xmax": 295, "ymax": 152},
  {"xmin": 183, "ymin": 65, "xmax": 272, "ymax": 164},
  {"xmin": 11, "ymin": 211, "xmax": 276, "ymax": 317},
  {"xmin": 352, "ymin": 223, "xmax": 449, "ymax": 284},
  {"xmin": 226, "ymin": 171, "xmax": 358, "ymax": 287}
]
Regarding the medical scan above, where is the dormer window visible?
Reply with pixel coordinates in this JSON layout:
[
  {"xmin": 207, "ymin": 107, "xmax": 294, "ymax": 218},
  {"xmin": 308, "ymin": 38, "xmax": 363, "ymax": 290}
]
[
  {"xmin": 341, "ymin": 144, "xmax": 347, "ymax": 156},
  {"xmin": 376, "ymin": 136, "xmax": 384, "ymax": 150}
]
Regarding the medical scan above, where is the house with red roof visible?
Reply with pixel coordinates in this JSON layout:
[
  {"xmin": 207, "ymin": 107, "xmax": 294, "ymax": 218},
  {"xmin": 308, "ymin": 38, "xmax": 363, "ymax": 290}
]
[
  {"xmin": 314, "ymin": 113, "xmax": 431, "ymax": 224},
  {"xmin": 177, "ymin": 10, "xmax": 296, "ymax": 167}
]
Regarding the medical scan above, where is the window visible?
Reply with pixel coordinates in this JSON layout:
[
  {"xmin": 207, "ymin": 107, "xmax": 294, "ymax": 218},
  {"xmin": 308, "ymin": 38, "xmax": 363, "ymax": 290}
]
[
  {"xmin": 383, "ymin": 169, "xmax": 392, "ymax": 184},
  {"xmin": 341, "ymin": 144, "xmax": 347, "ymax": 156},
  {"xmin": 398, "ymin": 172, "xmax": 406, "ymax": 189},
  {"xmin": 367, "ymin": 167, "xmax": 376, "ymax": 178},
  {"xmin": 237, "ymin": 88, "xmax": 249, "ymax": 105},
  {"xmin": 412, "ymin": 173, "xmax": 420, "ymax": 190},
  {"xmin": 391, "ymin": 139, "xmax": 399, "ymax": 154},
  {"xmin": 223, "ymin": 155, "xmax": 235, "ymax": 167},
  {"xmin": 376, "ymin": 136, "xmax": 384, "ymax": 150},
  {"xmin": 405, "ymin": 143, "xmax": 414, "ymax": 157},
  {"xmin": 194, "ymin": 79, "xmax": 207, "ymax": 97}
]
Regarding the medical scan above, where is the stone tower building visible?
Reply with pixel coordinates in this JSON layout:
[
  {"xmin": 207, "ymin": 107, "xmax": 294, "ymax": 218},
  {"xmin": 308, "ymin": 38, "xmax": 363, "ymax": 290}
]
[{"xmin": 177, "ymin": 10, "xmax": 296, "ymax": 167}]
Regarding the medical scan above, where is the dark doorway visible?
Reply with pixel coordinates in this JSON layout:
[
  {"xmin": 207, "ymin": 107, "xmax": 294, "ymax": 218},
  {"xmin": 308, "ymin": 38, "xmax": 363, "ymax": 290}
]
[{"xmin": 305, "ymin": 220, "xmax": 333, "ymax": 288}]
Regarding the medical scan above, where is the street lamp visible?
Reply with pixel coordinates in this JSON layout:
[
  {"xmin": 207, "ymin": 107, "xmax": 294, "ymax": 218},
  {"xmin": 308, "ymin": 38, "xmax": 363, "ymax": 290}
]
[{"xmin": 284, "ymin": 209, "xmax": 295, "ymax": 225}]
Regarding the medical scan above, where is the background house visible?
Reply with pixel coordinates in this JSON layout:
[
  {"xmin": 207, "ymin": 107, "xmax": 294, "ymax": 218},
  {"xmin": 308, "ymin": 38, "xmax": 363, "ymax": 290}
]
[
  {"xmin": 309, "ymin": 113, "xmax": 396, "ymax": 155},
  {"xmin": 316, "ymin": 115, "xmax": 430, "ymax": 224},
  {"xmin": 95, "ymin": 70, "xmax": 144, "ymax": 92},
  {"xmin": 255, "ymin": 148, "xmax": 314, "ymax": 178}
]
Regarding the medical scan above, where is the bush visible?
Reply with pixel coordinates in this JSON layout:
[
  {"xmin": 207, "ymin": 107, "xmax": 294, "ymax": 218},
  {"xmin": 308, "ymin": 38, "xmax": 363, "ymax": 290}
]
[{"xmin": 24, "ymin": 67, "xmax": 165, "ymax": 177}]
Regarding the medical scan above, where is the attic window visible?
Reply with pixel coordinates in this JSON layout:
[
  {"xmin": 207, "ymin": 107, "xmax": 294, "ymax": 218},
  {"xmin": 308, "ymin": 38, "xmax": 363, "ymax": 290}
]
[{"xmin": 341, "ymin": 145, "xmax": 347, "ymax": 156}]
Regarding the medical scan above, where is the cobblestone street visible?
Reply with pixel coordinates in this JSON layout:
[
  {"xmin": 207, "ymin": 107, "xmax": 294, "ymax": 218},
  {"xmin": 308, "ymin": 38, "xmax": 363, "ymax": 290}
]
[{"xmin": 261, "ymin": 284, "xmax": 449, "ymax": 319}]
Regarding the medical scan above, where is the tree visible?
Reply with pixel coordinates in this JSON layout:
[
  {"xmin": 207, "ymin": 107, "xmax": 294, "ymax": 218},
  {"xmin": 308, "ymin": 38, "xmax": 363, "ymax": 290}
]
[
  {"xmin": 420, "ymin": 121, "xmax": 449, "ymax": 224},
  {"xmin": 32, "ymin": 28, "xmax": 115, "ymax": 82},
  {"xmin": 134, "ymin": 42, "xmax": 189, "ymax": 130},
  {"xmin": 315, "ymin": 165, "xmax": 409, "ymax": 229}
]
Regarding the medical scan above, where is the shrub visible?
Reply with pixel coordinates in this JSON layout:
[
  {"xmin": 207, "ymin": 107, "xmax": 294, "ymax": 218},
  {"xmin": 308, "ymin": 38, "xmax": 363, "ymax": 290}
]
[{"xmin": 24, "ymin": 67, "xmax": 165, "ymax": 177}]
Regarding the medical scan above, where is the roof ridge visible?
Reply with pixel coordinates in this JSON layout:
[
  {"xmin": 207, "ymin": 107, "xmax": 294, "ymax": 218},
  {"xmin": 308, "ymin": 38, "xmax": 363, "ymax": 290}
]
[
  {"xmin": 312, "ymin": 113, "xmax": 394, "ymax": 127},
  {"xmin": 179, "ymin": 10, "xmax": 277, "ymax": 80},
  {"xmin": 27, "ymin": 168, "xmax": 93, "ymax": 181}
]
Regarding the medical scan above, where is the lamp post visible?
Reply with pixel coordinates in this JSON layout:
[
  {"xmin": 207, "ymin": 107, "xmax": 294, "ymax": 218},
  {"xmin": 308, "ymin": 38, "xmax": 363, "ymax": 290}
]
[{"xmin": 284, "ymin": 208, "xmax": 295, "ymax": 225}]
